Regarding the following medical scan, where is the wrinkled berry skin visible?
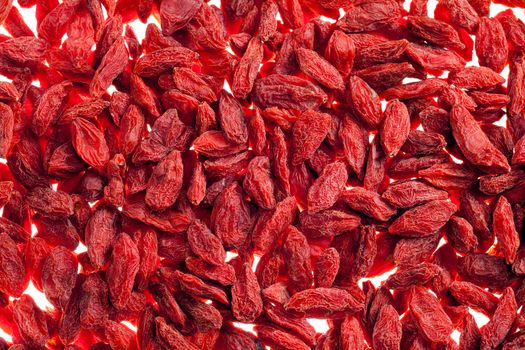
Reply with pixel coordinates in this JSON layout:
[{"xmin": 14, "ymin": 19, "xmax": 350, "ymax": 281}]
[
  {"xmin": 107, "ymin": 233, "xmax": 140, "ymax": 309},
  {"xmin": 42, "ymin": 246, "xmax": 78, "ymax": 310},
  {"xmin": 0, "ymin": 232, "xmax": 27, "ymax": 297}
]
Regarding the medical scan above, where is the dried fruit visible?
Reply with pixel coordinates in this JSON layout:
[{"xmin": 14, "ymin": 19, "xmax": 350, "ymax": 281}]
[
  {"xmin": 307, "ymin": 161, "xmax": 347, "ymax": 213},
  {"xmin": 80, "ymin": 274, "xmax": 110, "ymax": 329},
  {"xmin": 450, "ymin": 105, "xmax": 510, "ymax": 173},
  {"xmin": 476, "ymin": 17, "xmax": 508, "ymax": 73},
  {"xmin": 437, "ymin": 0, "xmax": 479, "ymax": 32},
  {"xmin": 231, "ymin": 263, "xmax": 263, "ymax": 323},
  {"xmin": 233, "ymin": 37, "xmax": 263, "ymax": 99},
  {"xmin": 105, "ymin": 320, "xmax": 138, "ymax": 350},
  {"xmin": 380, "ymin": 99, "xmax": 410, "ymax": 157},
  {"xmin": 382, "ymin": 78, "xmax": 448, "ymax": 101},
  {"xmin": 32, "ymin": 81, "xmax": 70, "ymax": 136},
  {"xmin": 291, "ymin": 109, "xmax": 331, "ymax": 165},
  {"xmin": 71, "ymin": 117, "xmax": 110, "ymax": 172},
  {"xmin": 296, "ymin": 48, "xmax": 344, "ymax": 90},
  {"xmin": 27, "ymin": 186, "xmax": 74, "ymax": 218},
  {"xmin": 299, "ymin": 209, "xmax": 360, "ymax": 238},
  {"xmin": 218, "ymin": 91, "xmax": 248, "ymax": 145},
  {"xmin": 450, "ymin": 281, "xmax": 498, "ymax": 315},
  {"xmin": 13, "ymin": 295, "xmax": 49, "ymax": 348},
  {"xmin": 173, "ymin": 270, "xmax": 228, "ymax": 305},
  {"xmin": 315, "ymin": 247, "xmax": 340, "ymax": 288},
  {"xmin": 156, "ymin": 316, "xmax": 198, "ymax": 350},
  {"xmin": 339, "ymin": 114, "xmax": 368, "ymax": 179},
  {"xmin": 252, "ymin": 196, "xmax": 297, "ymax": 254},
  {"xmin": 458, "ymin": 253, "xmax": 513, "ymax": 289},
  {"xmin": 256, "ymin": 325, "xmax": 310, "ymax": 350},
  {"xmin": 85, "ymin": 206, "xmax": 117, "ymax": 269},
  {"xmin": 0, "ymin": 103, "xmax": 13, "ymax": 158},
  {"xmin": 284, "ymin": 287, "xmax": 363, "ymax": 319},
  {"xmin": 243, "ymin": 156, "xmax": 276, "ymax": 209},
  {"xmin": 419, "ymin": 163, "xmax": 479, "ymax": 190},
  {"xmin": 402, "ymin": 130, "xmax": 447, "ymax": 156},
  {"xmin": 1, "ymin": 0, "xmax": 525, "ymax": 347},
  {"xmin": 264, "ymin": 303, "xmax": 315, "ymax": 346},
  {"xmin": 177, "ymin": 293, "xmax": 222, "ymax": 332},
  {"xmin": 107, "ymin": 233, "xmax": 140, "ymax": 309},
  {"xmin": 211, "ymin": 181, "xmax": 252, "ymax": 249},
  {"xmin": 340, "ymin": 316, "xmax": 366, "ymax": 350},
  {"xmin": 160, "ymin": 0, "xmax": 203, "ymax": 35},
  {"xmin": 283, "ymin": 225, "xmax": 313, "ymax": 291},
  {"xmin": 90, "ymin": 37, "xmax": 128, "ymax": 97},
  {"xmin": 42, "ymin": 246, "xmax": 77, "ymax": 309},
  {"xmin": 446, "ymin": 216, "xmax": 478, "ymax": 254},
  {"xmin": 481, "ymin": 288, "xmax": 517, "ymax": 349},
  {"xmin": 145, "ymin": 150, "xmax": 183, "ymax": 211},
  {"xmin": 389, "ymin": 200, "xmax": 457, "ymax": 237},
  {"xmin": 410, "ymin": 286, "xmax": 454, "ymax": 343},
  {"xmin": 0, "ymin": 232, "xmax": 27, "ymax": 297},
  {"xmin": 347, "ymin": 76, "xmax": 383, "ymax": 129},
  {"xmin": 324, "ymin": 30, "xmax": 355, "ymax": 78},
  {"xmin": 373, "ymin": 305, "xmax": 402, "ymax": 350},
  {"xmin": 493, "ymin": 196, "xmax": 520, "ymax": 263},
  {"xmin": 408, "ymin": 16, "xmax": 465, "ymax": 51},
  {"xmin": 187, "ymin": 220, "xmax": 225, "ymax": 266},
  {"xmin": 255, "ymin": 74, "xmax": 327, "ymax": 111},
  {"xmin": 339, "ymin": 187, "xmax": 397, "ymax": 222},
  {"xmin": 406, "ymin": 43, "xmax": 466, "ymax": 71},
  {"xmin": 449, "ymin": 66, "xmax": 505, "ymax": 89},
  {"xmin": 382, "ymin": 180, "xmax": 448, "ymax": 209},
  {"xmin": 135, "ymin": 47, "xmax": 199, "ymax": 77},
  {"xmin": 338, "ymin": 0, "xmax": 402, "ymax": 32}
]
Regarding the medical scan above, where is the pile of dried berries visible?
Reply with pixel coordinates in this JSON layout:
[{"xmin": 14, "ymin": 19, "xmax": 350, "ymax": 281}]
[{"xmin": 4, "ymin": 0, "xmax": 525, "ymax": 348}]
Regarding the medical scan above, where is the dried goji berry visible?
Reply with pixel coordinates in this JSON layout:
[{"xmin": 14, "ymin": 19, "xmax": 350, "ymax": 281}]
[
  {"xmin": 354, "ymin": 39, "xmax": 409, "ymax": 69},
  {"xmin": 324, "ymin": 30, "xmax": 355, "ymax": 78},
  {"xmin": 410, "ymin": 286, "xmax": 454, "ymax": 343},
  {"xmin": 476, "ymin": 17, "xmax": 508, "ymax": 73},
  {"xmin": 307, "ymin": 161, "xmax": 347, "ymax": 213},
  {"xmin": 107, "ymin": 233, "xmax": 140, "ymax": 310},
  {"xmin": 284, "ymin": 287, "xmax": 363, "ymax": 319},
  {"xmin": 480, "ymin": 287, "xmax": 518, "ymax": 349},
  {"xmin": 458, "ymin": 253, "xmax": 513, "ymax": 289},
  {"xmin": 0, "ymin": 232, "xmax": 27, "ymax": 297},
  {"xmin": 254, "ymin": 74, "xmax": 327, "ymax": 111},
  {"xmin": 315, "ymin": 247, "xmax": 340, "ymax": 288},
  {"xmin": 291, "ymin": 109, "xmax": 332, "ymax": 166},
  {"xmin": 408, "ymin": 15, "xmax": 465, "ymax": 51},
  {"xmin": 296, "ymin": 47, "xmax": 344, "ymax": 90},
  {"xmin": 449, "ymin": 66, "xmax": 505, "ymax": 89},
  {"xmin": 446, "ymin": 216, "xmax": 478, "ymax": 254},
  {"xmin": 451, "ymin": 105, "xmax": 510, "ymax": 173},
  {"xmin": 252, "ymin": 196, "xmax": 297, "ymax": 254},
  {"xmin": 233, "ymin": 37, "xmax": 264, "ymax": 99},
  {"xmin": 380, "ymin": 99, "xmax": 410, "ymax": 157},
  {"xmin": 231, "ymin": 263, "xmax": 263, "ymax": 323},
  {"xmin": 450, "ymin": 281, "xmax": 498, "ymax": 315},
  {"xmin": 337, "ymin": 0, "xmax": 401, "ymax": 32},
  {"xmin": 340, "ymin": 187, "xmax": 397, "ymax": 222},
  {"xmin": 389, "ymin": 200, "xmax": 456, "ymax": 237},
  {"xmin": 372, "ymin": 304, "xmax": 402, "ymax": 350},
  {"xmin": 347, "ymin": 75, "xmax": 383, "ymax": 129},
  {"xmin": 13, "ymin": 295, "xmax": 49, "ymax": 348},
  {"xmin": 493, "ymin": 196, "xmax": 520, "ymax": 263},
  {"xmin": 71, "ymin": 117, "xmax": 110, "ymax": 173},
  {"xmin": 41, "ymin": 246, "xmax": 77, "ymax": 309},
  {"xmin": 283, "ymin": 225, "xmax": 313, "ymax": 291}
]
